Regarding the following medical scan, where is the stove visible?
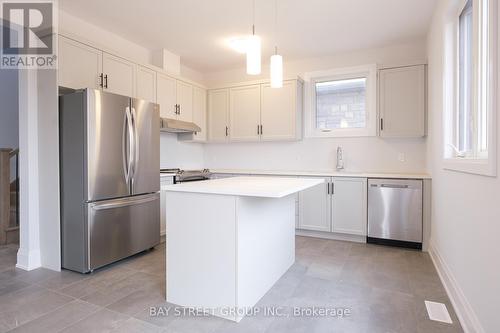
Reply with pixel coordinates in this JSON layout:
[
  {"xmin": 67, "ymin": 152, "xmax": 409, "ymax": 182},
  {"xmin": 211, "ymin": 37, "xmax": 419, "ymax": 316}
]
[{"xmin": 161, "ymin": 168, "xmax": 212, "ymax": 183}]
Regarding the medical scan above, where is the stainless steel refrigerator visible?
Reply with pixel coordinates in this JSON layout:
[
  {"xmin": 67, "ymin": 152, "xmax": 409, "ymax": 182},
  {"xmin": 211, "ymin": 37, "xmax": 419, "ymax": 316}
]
[{"xmin": 60, "ymin": 89, "xmax": 160, "ymax": 273}]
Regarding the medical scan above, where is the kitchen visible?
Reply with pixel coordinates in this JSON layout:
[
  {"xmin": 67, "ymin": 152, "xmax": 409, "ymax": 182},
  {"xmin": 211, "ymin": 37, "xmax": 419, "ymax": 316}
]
[{"xmin": 0, "ymin": 0, "xmax": 498, "ymax": 332}]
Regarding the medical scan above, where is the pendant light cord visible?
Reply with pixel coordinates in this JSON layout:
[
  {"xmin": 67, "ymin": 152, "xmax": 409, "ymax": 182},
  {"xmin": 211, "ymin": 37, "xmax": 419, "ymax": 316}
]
[
  {"xmin": 274, "ymin": 0, "xmax": 278, "ymax": 54},
  {"xmin": 252, "ymin": 0, "xmax": 255, "ymax": 35}
]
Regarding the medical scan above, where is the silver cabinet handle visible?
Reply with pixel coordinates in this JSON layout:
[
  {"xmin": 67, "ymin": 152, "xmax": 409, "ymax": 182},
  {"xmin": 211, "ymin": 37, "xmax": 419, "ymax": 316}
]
[{"xmin": 104, "ymin": 74, "xmax": 108, "ymax": 89}]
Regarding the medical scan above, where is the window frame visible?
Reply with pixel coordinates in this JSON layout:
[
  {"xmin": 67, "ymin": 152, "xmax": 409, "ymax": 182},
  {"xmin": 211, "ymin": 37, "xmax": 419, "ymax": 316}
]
[
  {"xmin": 304, "ymin": 64, "xmax": 377, "ymax": 138},
  {"xmin": 443, "ymin": 0, "xmax": 497, "ymax": 176}
]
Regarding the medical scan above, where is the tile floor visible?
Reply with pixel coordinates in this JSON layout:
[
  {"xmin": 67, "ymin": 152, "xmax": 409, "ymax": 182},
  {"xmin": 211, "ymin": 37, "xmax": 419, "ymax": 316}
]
[{"xmin": 0, "ymin": 237, "xmax": 463, "ymax": 332}]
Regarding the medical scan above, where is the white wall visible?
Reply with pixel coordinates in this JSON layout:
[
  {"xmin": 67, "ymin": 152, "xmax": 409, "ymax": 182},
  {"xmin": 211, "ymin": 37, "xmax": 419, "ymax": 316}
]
[
  {"xmin": 427, "ymin": 1, "xmax": 500, "ymax": 332},
  {"xmin": 204, "ymin": 41, "xmax": 428, "ymax": 173},
  {"xmin": 160, "ymin": 134, "xmax": 205, "ymax": 169}
]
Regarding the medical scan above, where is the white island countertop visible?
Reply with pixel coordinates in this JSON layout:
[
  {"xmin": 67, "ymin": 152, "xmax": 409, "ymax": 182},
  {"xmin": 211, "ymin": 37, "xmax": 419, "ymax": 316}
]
[{"xmin": 162, "ymin": 176, "xmax": 324, "ymax": 198}]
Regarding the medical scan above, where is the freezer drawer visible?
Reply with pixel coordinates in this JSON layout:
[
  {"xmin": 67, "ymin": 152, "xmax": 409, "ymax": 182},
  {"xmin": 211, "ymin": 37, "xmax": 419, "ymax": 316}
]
[
  {"xmin": 368, "ymin": 179, "xmax": 422, "ymax": 248},
  {"xmin": 87, "ymin": 193, "xmax": 160, "ymax": 271}
]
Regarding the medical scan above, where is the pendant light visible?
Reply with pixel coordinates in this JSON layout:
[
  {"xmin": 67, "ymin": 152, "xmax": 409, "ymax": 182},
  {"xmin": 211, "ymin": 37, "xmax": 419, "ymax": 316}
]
[
  {"xmin": 246, "ymin": 0, "xmax": 261, "ymax": 75},
  {"xmin": 270, "ymin": 0, "xmax": 283, "ymax": 87}
]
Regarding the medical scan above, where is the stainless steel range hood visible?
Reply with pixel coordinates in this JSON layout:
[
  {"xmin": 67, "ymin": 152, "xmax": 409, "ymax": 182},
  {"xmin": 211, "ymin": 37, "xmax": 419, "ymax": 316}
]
[{"xmin": 160, "ymin": 118, "xmax": 201, "ymax": 133}]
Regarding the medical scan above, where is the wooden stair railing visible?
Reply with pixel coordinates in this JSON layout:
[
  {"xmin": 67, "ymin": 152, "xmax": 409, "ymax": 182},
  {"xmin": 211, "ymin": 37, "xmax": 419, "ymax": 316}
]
[{"xmin": 0, "ymin": 148, "xmax": 19, "ymax": 245}]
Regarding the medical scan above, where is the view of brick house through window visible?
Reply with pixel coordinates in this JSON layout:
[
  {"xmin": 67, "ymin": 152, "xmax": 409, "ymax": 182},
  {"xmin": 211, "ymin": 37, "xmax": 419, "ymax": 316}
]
[{"xmin": 315, "ymin": 78, "xmax": 366, "ymax": 130}]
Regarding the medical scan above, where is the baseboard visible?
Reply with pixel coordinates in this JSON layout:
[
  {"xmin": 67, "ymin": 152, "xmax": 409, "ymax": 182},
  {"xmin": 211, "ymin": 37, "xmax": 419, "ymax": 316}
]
[
  {"xmin": 16, "ymin": 247, "xmax": 41, "ymax": 271},
  {"xmin": 295, "ymin": 229, "xmax": 365, "ymax": 243},
  {"xmin": 429, "ymin": 241, "xmax": 484, "ymax": 333}
]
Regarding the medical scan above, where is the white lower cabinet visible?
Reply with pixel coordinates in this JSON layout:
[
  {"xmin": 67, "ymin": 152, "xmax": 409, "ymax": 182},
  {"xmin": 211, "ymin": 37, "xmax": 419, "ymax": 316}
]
[
  {"xmin": 298, "ymin": 176, "xmax": 367, "ymax": 237},
  {"xmin": 331, "ymin": 177, "xmax": 367, "ymax": 236},
  {"xmin": 298, "ymin": 177, "xmax": 332, "ymax": 232}
]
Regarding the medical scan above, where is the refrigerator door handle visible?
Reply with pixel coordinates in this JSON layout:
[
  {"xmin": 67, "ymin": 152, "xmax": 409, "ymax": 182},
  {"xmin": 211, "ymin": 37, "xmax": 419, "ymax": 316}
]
[
  {"xmin": 91, "ymin": 194, "xmax": 158, "ymax": 211},
  {"xmin": 122, "ymin": 106, "xmax": 134, "ymax": 184},
  {"xmin": 130, "ymin": 106, "xmax": 139, "ymax": 183}
]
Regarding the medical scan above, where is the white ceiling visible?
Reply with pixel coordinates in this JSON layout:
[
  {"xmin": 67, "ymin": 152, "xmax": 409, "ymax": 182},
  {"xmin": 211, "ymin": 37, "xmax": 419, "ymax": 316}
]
[{"xmin": 59, "ymin": 0, "xmax": 437, "ymax": 73}]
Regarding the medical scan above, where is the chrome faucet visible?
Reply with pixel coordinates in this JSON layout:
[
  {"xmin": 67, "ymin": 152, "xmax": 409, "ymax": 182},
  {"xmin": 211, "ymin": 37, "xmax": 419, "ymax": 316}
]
[{"xmin": 336, "ymin": 146, "xmax": 344, "ymax": 170}]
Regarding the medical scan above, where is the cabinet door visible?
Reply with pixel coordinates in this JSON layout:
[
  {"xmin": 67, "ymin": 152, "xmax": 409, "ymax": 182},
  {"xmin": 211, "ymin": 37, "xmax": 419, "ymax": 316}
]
[
  {"xmin": 157, "ymin": 73, "xmax": 177, "ymax": 119},
  {"xmin": 176, "ymin": 81, "xmax": 193, "ymax": 122},
  {"xmin": 229, "ymin": 85, "xmax": 261, "ymax": 142},
  {"xmin": 192, "ymin": 86, "xmax": 207, "ymax": 141},
  {"xmin": 58, "ymin": 36, "xmax": 102, "ymax": 90},
  {"xmin": 332, "ymin": 177, "xmax": 367, "ymax": 235},
  {"xmin": 261, "ymin": 81, "xmax": 297, "ymax": 141},
  {"xmin": 102, "ymin": 52, "xmax": 135, "ymax": 97},
  {"xmin": 379, "ymin": 65, "xmax": 426, "ymax": 137},
  {"xmin": 298, "ymin": 177, "xmax": 331, "ymax": 232},
  {"xmin": 208, "ymin": 89, "xmax": 229, "ymax": 142},
  {"xmin": 136, "ymin": 65, "xmax": 156, "ymax": 102}
]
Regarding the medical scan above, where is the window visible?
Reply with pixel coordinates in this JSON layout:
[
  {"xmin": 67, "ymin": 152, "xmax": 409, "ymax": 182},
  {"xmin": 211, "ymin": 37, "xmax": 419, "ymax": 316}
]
[
  {"xmin": 315, "ymin": 78, "xmax": 366, "ymax": 130},
  {"xmin": 457, "ymin": 0, "xmax": 474, "ymax": 154},
  {"xmin": 305, "ymin": 65, "xmax": 377, "ymax": 137},
  {"xmin": 443, "ymin": 0, "xmax": 497, "ymax": 176}
]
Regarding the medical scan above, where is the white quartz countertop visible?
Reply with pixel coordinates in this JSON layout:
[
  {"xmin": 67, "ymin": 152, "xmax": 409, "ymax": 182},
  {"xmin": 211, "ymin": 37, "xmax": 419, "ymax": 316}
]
[
  {"xmin": 162, "ymin": 176, "xmax": 324, "ymax": 198},
  {"xmin": 211, "ymin": 168, "xmax": 431, "ymax": 179}
]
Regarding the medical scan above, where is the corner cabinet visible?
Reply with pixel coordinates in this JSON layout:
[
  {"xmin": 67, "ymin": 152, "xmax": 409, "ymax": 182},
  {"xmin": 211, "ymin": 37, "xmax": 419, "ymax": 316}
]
[
  {"xmin": 298, "ymin": 177, "xmax": 367, "ymax": 237},
  {"xmin": 378, "ymin": 65, "xmax": 426, "ymax": 138},
  {"xmin": 207, "ymin": 78, "xmax": 303, "ymax": 143}
]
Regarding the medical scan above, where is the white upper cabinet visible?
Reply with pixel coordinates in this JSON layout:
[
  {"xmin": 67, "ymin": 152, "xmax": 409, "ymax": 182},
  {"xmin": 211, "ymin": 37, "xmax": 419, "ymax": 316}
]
[
  {"xmin": 157, "ymin": 73, "xmax": 177, "ymax": 119},
  {"xmin": 176, "ymin": 81, "xmax": 194, "ymax": 122},
  {"xmin": 261, "ymin": 80, "xmax": 301, "ymax": 141},
  {"xmin": 179, "ymin": 86, "xmax": 207, "ymax": 142},
  {"xmin": 379, "ymin": 65, "xmax": 426, "ymax": 138},
  {"xmin": 135, "ymin": 65, "xmax": 156, "ymax": 102},
  {"xmin": 208, "ymin": 89, "xmax": 230, "ymax": 142},
  {"xmin": 58, "ymin": 36, "xmax": 102, "ymax": 90},
  {"xmin": 192, "ymin": 86, "xmax": 207, "ymax": 141},
  {"xmin": 331, "ymin": 177, "xmax": 367, "ymax": 236},
  {"xmin": 208, "ymin": 78, "xmax": 303, "ymax": 143},
  {"xmin": 229, "ymin": 85, "xmax": 261, "ymax": 142},
  {"xmin": 298, "ymin": 177, "xmax": 331, "ymax": 232},
  {"xmin": 102, "ymin": 52, "xmax": 136, "ymax": 97}
]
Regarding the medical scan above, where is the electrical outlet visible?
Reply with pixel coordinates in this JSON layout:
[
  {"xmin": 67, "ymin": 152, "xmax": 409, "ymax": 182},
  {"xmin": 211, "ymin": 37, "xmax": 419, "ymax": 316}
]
[{"xmin": 398, "ymin": 153, "xmax": 406, "ymax": 162}]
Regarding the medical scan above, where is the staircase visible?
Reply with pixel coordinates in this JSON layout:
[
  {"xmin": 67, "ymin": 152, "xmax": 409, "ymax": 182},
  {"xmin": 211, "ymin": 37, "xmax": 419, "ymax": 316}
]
[{"xmin": 0, "ymin": 148, "xmax": 19, "ymax": 245}]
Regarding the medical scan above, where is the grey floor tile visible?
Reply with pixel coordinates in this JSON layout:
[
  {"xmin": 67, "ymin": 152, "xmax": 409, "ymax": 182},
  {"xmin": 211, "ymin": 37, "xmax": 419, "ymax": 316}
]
[
  {"xmin": 60, "ymin": 308, "xmax": 130, "ymax": 333},
  {"xmin": 106, "ymin": 288, "xmax": 165, "ymax": 316},
  {"xmin": 8, "ymin": 299, "xmax": 100, "ymax": 333},
  {"xmin": 36, "ymin": 269, "xmax": 91, "ymax": 291},
  {"xmin": 110, "ymin": 317, "xmax": 164, "ymax": 333},
  {"xmin": 0, "ymin": 285, "xmax": 74, "ymax": 332}
]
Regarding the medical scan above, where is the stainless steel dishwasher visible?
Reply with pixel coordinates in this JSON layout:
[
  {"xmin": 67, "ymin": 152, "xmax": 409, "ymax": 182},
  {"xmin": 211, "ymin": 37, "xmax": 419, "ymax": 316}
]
[{"xmin": 367, "ymin": 179, "xmax": 423, "ymax": 249}]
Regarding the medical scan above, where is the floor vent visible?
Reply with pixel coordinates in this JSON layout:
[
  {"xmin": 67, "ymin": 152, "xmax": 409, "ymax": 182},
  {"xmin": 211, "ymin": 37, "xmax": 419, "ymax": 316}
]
[{"xmin": 425, "ymin": 300, "xmax": 453, "ymax": 324}]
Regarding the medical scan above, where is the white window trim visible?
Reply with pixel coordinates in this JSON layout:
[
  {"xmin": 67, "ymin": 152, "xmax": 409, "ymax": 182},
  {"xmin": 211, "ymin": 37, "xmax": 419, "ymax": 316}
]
[
  {"xmin": 442, "ymin": 0, "xmax": 497, "ymax": 177},
  {"xmin": 303, "ymin": 64, "xmax": 377, "ymax": 138}
]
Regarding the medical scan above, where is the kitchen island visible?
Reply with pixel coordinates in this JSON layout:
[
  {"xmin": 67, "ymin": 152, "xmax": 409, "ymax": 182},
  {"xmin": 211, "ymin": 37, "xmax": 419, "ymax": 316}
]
[{"xmin": 163, "ymin": 176, "xmax": 323, "ymax": 322}]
